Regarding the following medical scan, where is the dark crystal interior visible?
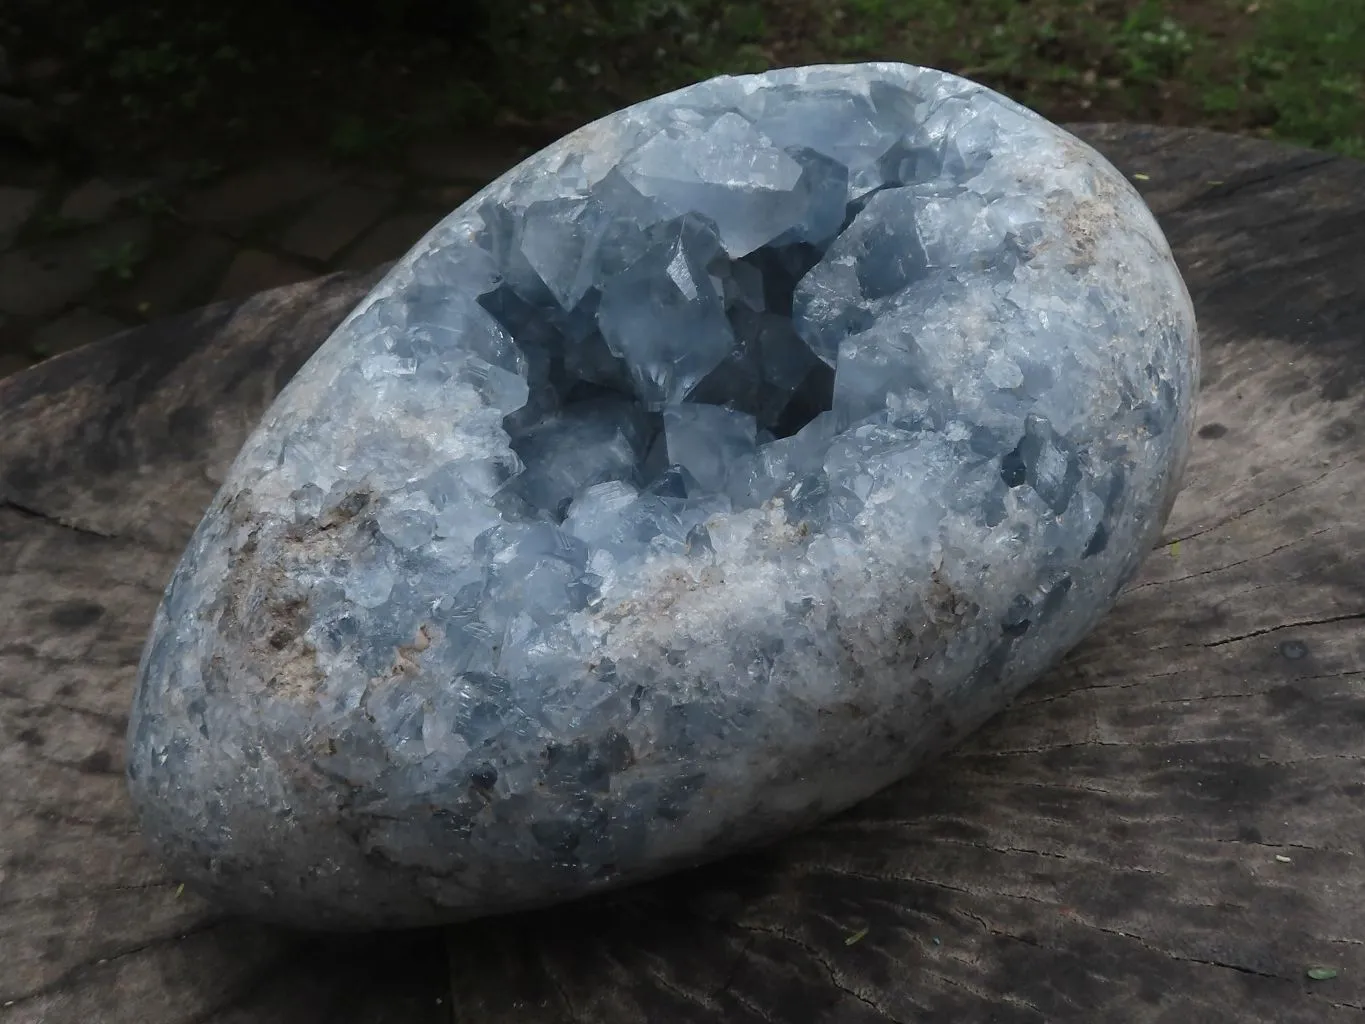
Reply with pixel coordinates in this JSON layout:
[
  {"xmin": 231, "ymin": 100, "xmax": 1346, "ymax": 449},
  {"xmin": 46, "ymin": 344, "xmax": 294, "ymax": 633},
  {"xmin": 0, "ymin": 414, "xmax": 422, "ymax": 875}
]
[
  {"xmin": 378, "ymin": 93, "xmax": 1089, "ymax": 535},
  {"xmin": 465, "ymin": 200, "xmax": 866, "ymax": 523}
]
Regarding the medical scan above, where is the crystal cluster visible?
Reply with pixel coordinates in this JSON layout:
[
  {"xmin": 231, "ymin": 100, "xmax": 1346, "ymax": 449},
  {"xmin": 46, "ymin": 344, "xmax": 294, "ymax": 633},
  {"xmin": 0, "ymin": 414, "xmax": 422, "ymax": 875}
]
[{"xmin": 127, "ymin": 63, "xmax": 1198, "ymax": 930}]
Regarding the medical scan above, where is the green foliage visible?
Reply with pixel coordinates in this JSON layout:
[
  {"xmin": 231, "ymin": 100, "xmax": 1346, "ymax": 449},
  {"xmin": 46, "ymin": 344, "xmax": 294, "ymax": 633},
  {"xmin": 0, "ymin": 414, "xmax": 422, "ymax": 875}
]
[
  {"xmin": 780, "ymin": 0, "xmax": 1207, "ymax": 118},
  {"xmin": 9, "ymin": 0, "xmax": 1361, "ymax": 168},
  {"xmin": 474, "ymin": 0, "xmax": 769, "ymax": 119},
  {"xmin": 1114, "ymin": 1, "xmax": 1195, "ymax": 84},
  {"xmin": 1238, "ymin": 0, "xmax": 1365, "ymax": 156},
  {"xmin": 90, "ymin": 239, "xmax": 146, "ymax": 282},
  {"xmin": 749, "ymin": 0, "xmax": 1360, "ymax": 157},
  {"xmin": 80, "ymin": 7, "xmax": 252, "ymax": 123}
]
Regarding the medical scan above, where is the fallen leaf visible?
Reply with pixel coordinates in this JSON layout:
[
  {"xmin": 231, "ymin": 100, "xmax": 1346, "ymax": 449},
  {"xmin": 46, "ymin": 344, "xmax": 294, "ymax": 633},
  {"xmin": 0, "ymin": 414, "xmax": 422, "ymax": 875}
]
[
  {"xmin": 845, "ymin": 926, "xmax": 869, "ymax": 946},
  {"xmin": 1307, "ymin": 967, "xmax": 1339, "ymax": 981},
  {"xmin": 1132, "ymin": 173, "xmax": 1151, "ymax": 181}
]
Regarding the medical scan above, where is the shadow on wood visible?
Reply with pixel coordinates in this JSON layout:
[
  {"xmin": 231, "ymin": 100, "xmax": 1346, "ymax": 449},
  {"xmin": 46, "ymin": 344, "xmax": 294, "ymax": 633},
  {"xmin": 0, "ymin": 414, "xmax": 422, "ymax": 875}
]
[{"xmin": 2, "ymin": 125, "xmax": 1363, "ymax": 1023}]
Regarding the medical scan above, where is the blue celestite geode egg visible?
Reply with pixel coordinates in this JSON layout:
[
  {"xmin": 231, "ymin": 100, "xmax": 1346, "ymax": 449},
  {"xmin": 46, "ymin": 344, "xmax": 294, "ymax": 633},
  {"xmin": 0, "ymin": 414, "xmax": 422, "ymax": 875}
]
[{"xmin": 127, "ymin": 62, "xmax": 1198, "ymax": 930}]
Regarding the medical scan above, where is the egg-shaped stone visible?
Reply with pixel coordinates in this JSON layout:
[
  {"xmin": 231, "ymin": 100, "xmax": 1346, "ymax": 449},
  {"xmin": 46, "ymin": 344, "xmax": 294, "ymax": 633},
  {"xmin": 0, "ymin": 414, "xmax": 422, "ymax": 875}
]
[{"xmin": 127, "ymin": 62, "xmax": 1198, "ymax": 930}]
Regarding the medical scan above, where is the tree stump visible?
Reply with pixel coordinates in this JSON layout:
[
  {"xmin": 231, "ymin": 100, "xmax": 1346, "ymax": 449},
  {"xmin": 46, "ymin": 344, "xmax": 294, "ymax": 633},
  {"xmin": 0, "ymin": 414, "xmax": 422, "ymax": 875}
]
[{"xmin": 2, "ymin": 125, "xmax": 1363, "ymax": 1024}]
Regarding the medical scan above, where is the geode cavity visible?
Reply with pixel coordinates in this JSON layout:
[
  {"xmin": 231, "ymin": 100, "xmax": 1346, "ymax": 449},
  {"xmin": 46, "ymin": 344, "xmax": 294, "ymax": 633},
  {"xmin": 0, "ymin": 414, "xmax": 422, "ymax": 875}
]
[{"xmin": 127, "ymin": 62, "xmax": 1198, "ymax": 929}]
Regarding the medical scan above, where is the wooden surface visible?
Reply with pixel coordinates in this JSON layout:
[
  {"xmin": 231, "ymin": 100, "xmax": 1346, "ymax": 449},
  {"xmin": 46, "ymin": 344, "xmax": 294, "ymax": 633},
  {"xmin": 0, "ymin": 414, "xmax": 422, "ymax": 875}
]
[{"xmin": 2, "ymin": 124, "xmax": 1364, "ymax": 1023}]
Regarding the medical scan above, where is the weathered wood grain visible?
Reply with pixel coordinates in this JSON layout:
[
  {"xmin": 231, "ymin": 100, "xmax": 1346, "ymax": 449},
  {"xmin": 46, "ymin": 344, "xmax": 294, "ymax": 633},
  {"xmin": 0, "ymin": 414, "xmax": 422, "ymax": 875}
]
[{"xmin": 1, "ymin": 125, "xmax": 1362, "ymax": 1023}]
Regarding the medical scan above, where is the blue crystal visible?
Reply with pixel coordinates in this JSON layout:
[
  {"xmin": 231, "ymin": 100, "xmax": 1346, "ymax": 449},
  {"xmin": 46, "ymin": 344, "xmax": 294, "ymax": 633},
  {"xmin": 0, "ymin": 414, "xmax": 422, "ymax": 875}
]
[
  {"xmin": 662, "ymin": 403, "xmax": 758, "ymax": 495},
  {"xmin": 127, "ymin": 62, "xmax": 1199, "ymax": 930}
]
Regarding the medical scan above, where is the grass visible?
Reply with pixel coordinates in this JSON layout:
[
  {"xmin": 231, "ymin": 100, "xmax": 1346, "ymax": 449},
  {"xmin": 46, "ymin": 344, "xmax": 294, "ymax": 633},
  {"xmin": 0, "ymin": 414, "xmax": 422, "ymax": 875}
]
[
  {"xmin": 1228, "ymin": 0, "xmax": 1365, "ymax": 156},
  {"xmin": 465, "ymin": 0, "xmax": 1364, "ymax": 158},
  {"xmin": 0, "ymin": 0, "xmax": 1360, "ymax": 169},
  {"xmin": 750, "ymin": 0, "xmax": 1363, "ymax": 156}
]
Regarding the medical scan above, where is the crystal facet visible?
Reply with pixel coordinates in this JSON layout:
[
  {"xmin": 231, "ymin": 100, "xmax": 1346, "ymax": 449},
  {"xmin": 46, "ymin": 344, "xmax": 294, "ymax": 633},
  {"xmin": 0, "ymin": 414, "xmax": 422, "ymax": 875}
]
[{"xmin": 127, "ymin": 63, "xmax": 1198, "ymax": 930}]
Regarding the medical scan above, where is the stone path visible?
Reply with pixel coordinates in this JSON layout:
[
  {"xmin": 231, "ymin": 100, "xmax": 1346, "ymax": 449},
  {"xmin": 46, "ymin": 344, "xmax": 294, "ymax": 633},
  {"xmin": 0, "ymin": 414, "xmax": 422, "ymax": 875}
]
[{"xmin": 0, "ymin": 138, "xmax": 535, "ymax": 378}]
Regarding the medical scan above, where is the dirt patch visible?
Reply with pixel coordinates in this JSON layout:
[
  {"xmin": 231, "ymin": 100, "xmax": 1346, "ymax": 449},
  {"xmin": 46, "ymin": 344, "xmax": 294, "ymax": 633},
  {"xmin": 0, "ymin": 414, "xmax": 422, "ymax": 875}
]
[
  {"xmin": 216, "ymin": 486, "xmax": 453, "ymax": 701},
  {"xmin": 1058, "ymin": 196, "xmax": 1108, "ymax": 269},
  {"xmin": 231, "ymin": 574, "xmax": 325, "ymax": 702},
  {"xmin": 313, "ymin": 488, "xmax": 373, "ymax": 531},
  {"xmin": 388, "ymin": 623, "xmax": 435, "ymax": 679},
  {"xmin": 845, "ymin": 567, "xmax": 981, "ymax": 675},
  {"xmin": 600, "ymin": 565, "xmax": 727, "ymax": 630},
  {"xmin": 212, "ymin": 487, "xmax": 378, "ymax": 703}
]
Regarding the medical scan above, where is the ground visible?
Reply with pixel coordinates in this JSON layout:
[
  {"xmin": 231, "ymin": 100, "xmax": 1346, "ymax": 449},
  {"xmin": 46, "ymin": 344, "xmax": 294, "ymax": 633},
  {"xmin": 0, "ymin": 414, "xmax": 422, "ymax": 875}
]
[{"xmin": 0, "ymin": 0, "xmax": 1360, "ymax": 375}]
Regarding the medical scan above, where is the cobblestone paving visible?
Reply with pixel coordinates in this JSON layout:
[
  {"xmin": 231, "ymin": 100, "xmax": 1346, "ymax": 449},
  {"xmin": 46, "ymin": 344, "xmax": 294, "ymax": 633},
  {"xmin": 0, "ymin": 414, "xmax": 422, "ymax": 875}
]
[{"xmin": 0, "ymin": 139, "xmax": 533, "ymax": 379}]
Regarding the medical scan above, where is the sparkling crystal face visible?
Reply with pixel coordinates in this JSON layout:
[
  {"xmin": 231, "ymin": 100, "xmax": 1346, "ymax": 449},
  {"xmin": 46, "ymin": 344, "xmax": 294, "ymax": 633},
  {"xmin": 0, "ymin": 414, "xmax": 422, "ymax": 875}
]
[{"xmin": 128, "ymin": 64, "xmax": 1198, "ymax": 929}]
